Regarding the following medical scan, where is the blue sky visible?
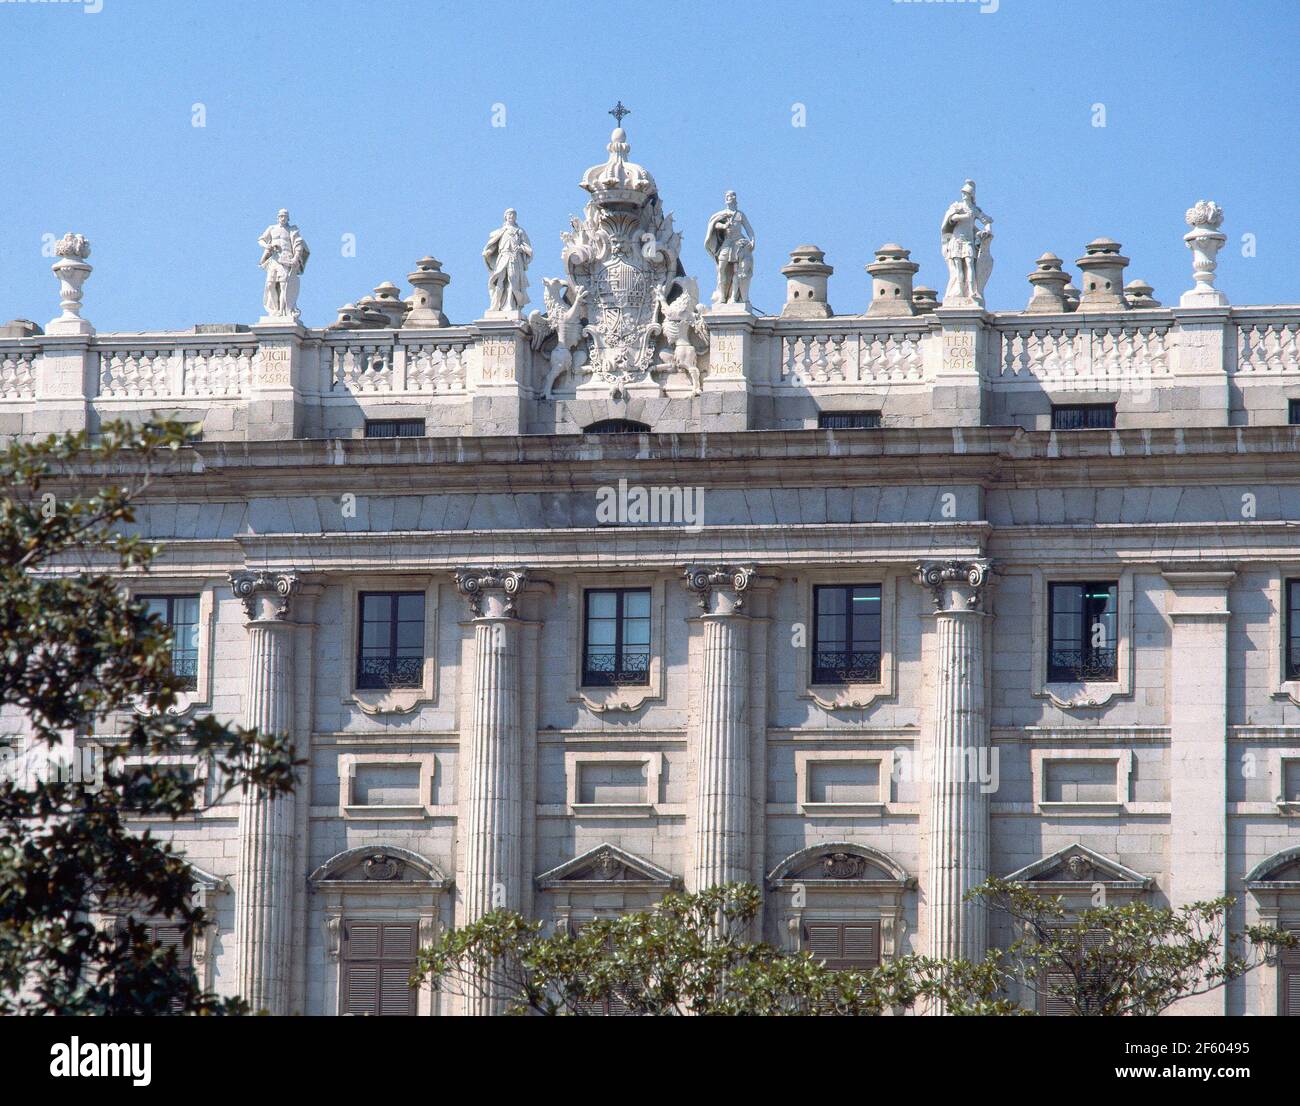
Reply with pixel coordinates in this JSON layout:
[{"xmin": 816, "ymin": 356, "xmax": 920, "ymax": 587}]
[{"xmin": 1, "ymin": 0, "xmax": 1296, "ymax": 331}]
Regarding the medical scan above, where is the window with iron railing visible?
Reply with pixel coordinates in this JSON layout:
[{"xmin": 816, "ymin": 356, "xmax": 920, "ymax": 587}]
[
  {"xmin": 1051, "ymin": 403, "xmax": 1116, "ymax": 430},
  {"xmin": 812, "ymin": 584, "xmax": 882, "ymax": 684},
  {"xmin": 1047, "ymin": 582, "xmax": 1118, "ymax": 681},
  {"xmin": 364, "ymin": 418, "xmax": 426, "ymax": 438},
  {"xmin": 139, "ymin": 594, "xmax": 200, "ymax": 690},
  {"xmin": 356, "ymin": 591, "xmax": 425, "ymax": 689},
  {"xmin": 582, "ymin": 588, "xmax": 651, "ymax": 687},
  {"xmin": 818, "ymin": 411, "xmax": 881, "ymax": 430}
]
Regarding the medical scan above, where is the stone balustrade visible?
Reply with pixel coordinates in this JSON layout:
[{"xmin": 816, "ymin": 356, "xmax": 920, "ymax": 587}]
[{"xmin": 1, "ymin": 307, "xmax": 1299, "ymax": 439}]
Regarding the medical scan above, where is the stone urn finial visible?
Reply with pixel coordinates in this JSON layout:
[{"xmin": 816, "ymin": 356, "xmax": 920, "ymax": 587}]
[
  {"xmin": 48, "ymin": 232, "xmax": 94, "ymax": 336},
  {"xmin": 1181, "ymin": 200, "xmax": 1228, "ymax": 307}
]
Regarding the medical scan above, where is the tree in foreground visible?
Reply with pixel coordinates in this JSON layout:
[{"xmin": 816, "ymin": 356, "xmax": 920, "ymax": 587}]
[
  {"xmin": 414, "ymin": 883, "xmax": 1015, "ymax": 1015},
  {"xmin": 971, "ymin": 877, "xmax": 1298, "ymax": 1015},
  {"xmin": 0, "ymin": 422, "xmax": 297, "ymax": 1014}
]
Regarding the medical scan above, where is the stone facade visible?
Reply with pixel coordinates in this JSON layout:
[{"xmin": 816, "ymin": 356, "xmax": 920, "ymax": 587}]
[{"xmin": 4, "ymin": 124, "xmax": 1300, "ymax": 1016}]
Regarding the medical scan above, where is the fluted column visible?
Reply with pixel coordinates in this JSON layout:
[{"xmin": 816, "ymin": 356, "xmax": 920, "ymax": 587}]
[
  {"xmin": 684, "ymin": 565, "xmax": 755, "ymax": 891},
  {"xmin": 915, "ymin": 559, "xmax": 992, "ymax": 970},
  {"xmin": 228, "ymin": 570, "xmax": 301, "ymax": 1015},
  {"xmin": 455, "ymin": 568, "xmax": 528, "ymax": 1016}
]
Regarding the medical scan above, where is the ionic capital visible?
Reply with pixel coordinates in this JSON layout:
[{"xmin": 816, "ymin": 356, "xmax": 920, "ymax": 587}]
[
  {"xmin": 229, "ymin": 570, "xmax": 301, "ymax": 622},
  {"xmin": 683, "ymin": 564, "xmax": 756, "ymax": 616},
  {"xmin": 455, "ymin": 567, "xmax": 529, "ymax": 619},
  {"xmin": 915, "ymin": 558, "xmax": 992, "ymax": 613}
]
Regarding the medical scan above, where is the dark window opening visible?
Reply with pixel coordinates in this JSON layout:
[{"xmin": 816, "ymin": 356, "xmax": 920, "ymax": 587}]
[
  {"xmin": 583, "ymin": 588, "xmax": 651, "ymax": 687},
  {"xmin": 583, "ymin": 419, "xmax": 650, "ymax": 434},
  {"xmin": 1051, "ymin": 404, "xmax": 1116, "ymax": 430},
  {"xmin": 357, "ymin": 591, "xmax": 425, "ymax": 690},
  {"xmin": 1048, "ymin": 582, "xmax": 1118, "ymax": 681},
  {"xmin": 818, "ymin": 411, "xmax": 882, "ymax": 430},
  {"xmin": 365, "ymin": 418, "xmax": 426, "ymax": 438},
  {"xmin": 1286, "ymin": 581, "xmax": 1300, "ymax": 680},
  {"xmin": 1289, "ymin": 399, "xmax": 1300, "ymax": 425},
  {"xmin": 342, "ymin": 920, "xmax": 418, "ymax": 1016},
  {"xmin": 140, "ymin": 594, "xmax": 200, "ymax": 690},
  {"xmin": 812, "ymin": 584, "xmax": 882, "ymax": 685}
]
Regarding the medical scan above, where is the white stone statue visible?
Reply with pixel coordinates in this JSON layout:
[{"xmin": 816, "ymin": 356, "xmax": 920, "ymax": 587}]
[
  {"xmin": 655, "ymin": 277, "xmax": 709, "ymax": 395},
  {"xmin": 482, "ymin": 208, "xmax": 533, "ymax": 315},
  {"xmin": 940, "ymin": 180, "xmax": 994, "ymax": 306},
  {"xmin": 528, "ymin": 278, "xmax": 587, "ymax": 396},
  {"xmin": 704, "ymin": 191, "xmax": 755, "ymax": 306},
  {"xmin": 258, "ymin": 209, "xmax": 310, "ymax": 321}
]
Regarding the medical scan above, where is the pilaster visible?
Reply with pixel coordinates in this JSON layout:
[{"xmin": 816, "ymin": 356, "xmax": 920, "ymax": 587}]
[{"xmin": 1162, "ymin": 567, "xmax": 1234, "ymax": 1015}]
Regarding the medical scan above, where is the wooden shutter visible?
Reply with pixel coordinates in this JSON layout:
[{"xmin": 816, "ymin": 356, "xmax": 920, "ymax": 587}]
[
  {"xmin": 342, "ymin": 921, "xmax": 417, "ymax": 1016},
  {"xmin": 1282, "ymin": 947, "xmax": 1300, "ymax": 1017},
  {"xmin": 804, "ymin": 921, "xmax": 881, "ymax": 970},
  {"xmin": 1038, "ymin": 926, "xmax": 1108, "ymax": 1016},
  {"xmin": 147, "ymin": 921, "xmax": 194, "ymax": 1014}
]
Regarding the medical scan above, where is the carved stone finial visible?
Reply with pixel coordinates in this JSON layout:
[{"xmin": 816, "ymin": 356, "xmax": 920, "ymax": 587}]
[
  {"xmin": 683, "ymin": 564, "xmax": 755, "ymax": 614},
  {"xmin": 1024, "ymin": 252, "xmax": 1071, "ymax": 314},
  {"xmin": 455, "ymin": 568, "xmax": 529, "ymax": 618},
  {"xmin": 781, "ymin": 244, "xmax": 833, "ymax": 319},
  {"xmin": 404, "ymin": 256, "xmax": 451, "ymax": 328},
  {"xmin": 48, "ymin": 233, "xmax": 94, "ymax": 336},
  {"xmin": 229, "ymin": 570, "xmax": 300, "ymax": 621},
  {"xmin": 1181, "ymin": 200, "xmax": 1228, "ymax": 307},
  {"xmin": 54, "ymin": 233, "xmax": 91, "ymax": 261},
  {"xmin": 866, "ymin": 243, "xmax": 919, "ymax": 317},
  {"xmin": 1075, "ymin": 237, "xmax": 1130, "ymax": 311},
  {"xmin": 915, "ymin": 559, "xmax": 992, "ymax": 612},
  {"xmin": 1124, "ymin": 279, "xmax": 1161, "ymax": 309}
]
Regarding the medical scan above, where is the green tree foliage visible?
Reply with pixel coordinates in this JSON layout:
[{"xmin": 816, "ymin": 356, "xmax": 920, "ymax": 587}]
[
  {"xmin": 414, "ymin": 883, "xmax": 1015, "ymax": 1015},
  {"xmin": 0, "ymin": 421, "xmax": 296, "ymax": 1014},
  {"xmin": 971, "ymin": 877, "xmax": 1298, "ymax": 1015}
]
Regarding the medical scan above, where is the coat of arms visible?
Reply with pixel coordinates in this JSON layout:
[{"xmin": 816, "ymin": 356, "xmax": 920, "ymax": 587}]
[{"xmin": 527, "ymin": 120, "xmax": 706, "ymax": 399}]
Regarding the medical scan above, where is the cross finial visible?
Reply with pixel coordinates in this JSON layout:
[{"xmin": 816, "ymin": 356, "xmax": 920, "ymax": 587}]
[{"xmin": 608, "ymin": 101, "xmax": 631, "ymax": 126}]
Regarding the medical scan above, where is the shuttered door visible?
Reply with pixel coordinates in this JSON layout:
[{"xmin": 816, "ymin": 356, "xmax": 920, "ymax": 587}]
[
  {"xmin": 1038, "ymin": 927, "xmax": 1108, "ymax": 1016},
  {"xmin": 148, "ymin": 921, "xmax": 194, "ymax": 1014},
  {"xmin": 570, "ymin": 919, "xmax": 631, "ymax": 1015},
  {"xmin": 1282, "ymin": 947, "xmax": 1300, "ymax": 1017},
  {"xmin": 342, "ymin": 921, "xmax": 417, "ymax": 1016},
  {"xmin": 804, "ymin": 921, "xmax": 881, "ymax": 969}
]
